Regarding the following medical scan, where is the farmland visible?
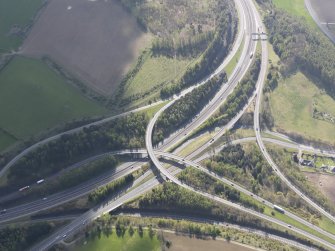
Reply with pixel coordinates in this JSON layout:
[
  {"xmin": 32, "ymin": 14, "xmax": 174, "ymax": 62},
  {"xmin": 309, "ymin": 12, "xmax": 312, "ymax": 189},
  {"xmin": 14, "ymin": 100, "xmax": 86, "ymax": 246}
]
[
  {"xmin": 21, "ymin": 0, "xmax": 150, "ymax": 95},
  {"xmin": 0, "ymin": 56, "xmax": 107, "ymax": 142}
]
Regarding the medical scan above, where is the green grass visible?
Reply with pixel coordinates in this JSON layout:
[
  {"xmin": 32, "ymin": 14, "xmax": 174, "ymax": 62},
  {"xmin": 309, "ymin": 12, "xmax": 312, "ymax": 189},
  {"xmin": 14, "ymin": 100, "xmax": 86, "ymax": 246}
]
[
  {"xmin": 0, "ymin": 56, "xmax": 108, "ymax": 140},
  {"xmin": 0, "ymin": 0, "xmax": 44, "ymax": 52},
  {"xmin": 319, "ymin": 217, "xmax": 335, "ymax": 236},
  {"xmin": 269, "ymin": 72, "xmax": 335, "ymax": 144},
  {"xmin": 177, "ymin": 132, "xmax": 215, "ymax": 157},
  {"xmin": 124, "ymin": 53, "xmax": 192, "ymax": 98},
  {"xmin": 268, "ymin": 42, "xmax": 280, "ymax": 66},
  {"xmin": 74, "ymin": 229, "xmax": 161, "ymax": 251},
  {"xmin": 272, "ymin": 0, "xmax": 315, "ymax": 27},
  {"xmin": 141, "ymin": 101, "xmax": 168, "ymax": 119}
]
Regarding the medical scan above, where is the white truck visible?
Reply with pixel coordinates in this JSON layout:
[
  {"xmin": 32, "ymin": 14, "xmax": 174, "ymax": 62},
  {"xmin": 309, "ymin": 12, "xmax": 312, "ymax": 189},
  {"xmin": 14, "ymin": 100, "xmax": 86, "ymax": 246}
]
[{"xmin": 36, "ymin": 179, "xmax": 45, "ymax": 184}]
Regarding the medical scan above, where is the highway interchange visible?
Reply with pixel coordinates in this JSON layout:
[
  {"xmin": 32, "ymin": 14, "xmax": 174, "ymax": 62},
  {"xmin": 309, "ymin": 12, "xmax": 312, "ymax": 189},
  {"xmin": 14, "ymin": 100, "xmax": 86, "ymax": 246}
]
[{"xmin": 0, "ymin": 0, "xmax": 334, "ymax": 250}]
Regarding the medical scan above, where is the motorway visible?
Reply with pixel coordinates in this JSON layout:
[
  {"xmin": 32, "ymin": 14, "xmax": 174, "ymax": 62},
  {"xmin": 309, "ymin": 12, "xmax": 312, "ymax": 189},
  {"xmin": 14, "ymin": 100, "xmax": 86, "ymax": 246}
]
[
  {"xmin": 1, "ymin": 0, "xmax": 335, "ymax": 249},
  {"xmin": 31, "ymin": 146, "xmax": 335, "ymax": 251},
  {"xmin": 0, "ymin": 160, "xmax": 143, "ymax": 224},
  {"xmin": 3, "ymin": 136, "xmax": 335, "ymax": 240}
]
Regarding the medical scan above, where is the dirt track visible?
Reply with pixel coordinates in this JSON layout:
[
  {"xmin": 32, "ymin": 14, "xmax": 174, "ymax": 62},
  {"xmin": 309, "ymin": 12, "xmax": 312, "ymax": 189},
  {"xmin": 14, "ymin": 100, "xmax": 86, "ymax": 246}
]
[
  {"xmin": 21, "ymin": 0, "xmax": 150, "ymax": 95},
  {"xmin": 163, "ymin": 232, "xmax": 256, "ymax": 251}
]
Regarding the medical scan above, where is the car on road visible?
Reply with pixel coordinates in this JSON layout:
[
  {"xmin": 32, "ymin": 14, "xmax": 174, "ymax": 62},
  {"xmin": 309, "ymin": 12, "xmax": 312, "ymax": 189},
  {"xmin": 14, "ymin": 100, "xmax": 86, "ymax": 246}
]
[
  {"xmin": 0, "ymin": 209, "xmax": 7, "ymax": 214},
  {"xmin": 63, "ymin": 234, "xmax": 67, "ymax": 238}
]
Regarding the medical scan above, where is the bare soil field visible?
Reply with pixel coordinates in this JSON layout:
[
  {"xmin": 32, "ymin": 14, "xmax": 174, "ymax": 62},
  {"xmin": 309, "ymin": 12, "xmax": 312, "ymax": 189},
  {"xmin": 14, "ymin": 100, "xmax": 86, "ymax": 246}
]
[
  {"xmin": 309, "ymin": 0, "xmax": 335, "ymax": 22},
  {"xmin": 163, "ymin": 232, "xmax": 256, "ymax": 251},
  {"xmin": 21, "ymin": 0, "xmax": 150, "ymax": 95},
  {"xmin": 305, "ymin": 172, "xmax": 335, "ymax": 204}
]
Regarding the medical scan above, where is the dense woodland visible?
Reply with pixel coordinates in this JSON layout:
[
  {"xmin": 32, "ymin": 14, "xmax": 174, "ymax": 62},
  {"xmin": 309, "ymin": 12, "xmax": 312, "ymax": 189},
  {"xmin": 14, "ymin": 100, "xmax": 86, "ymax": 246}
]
[
  {"xmin": 264, "ymin": 6, "xmax": 335, "ymax": 96},
  {"xmin": 0, "ymin": 223, "xmax": 53, "ymax": 251},
  {"xmin": 6, "ymin": 114, "xmax": 147, "ymax": 186},
  {"xmin": 88, "ymin": 174, "xmax": 134, "ymax": 204},
  {"xmin": 154, "ymin": 74, "xmax": 226, "ymax": 144}
]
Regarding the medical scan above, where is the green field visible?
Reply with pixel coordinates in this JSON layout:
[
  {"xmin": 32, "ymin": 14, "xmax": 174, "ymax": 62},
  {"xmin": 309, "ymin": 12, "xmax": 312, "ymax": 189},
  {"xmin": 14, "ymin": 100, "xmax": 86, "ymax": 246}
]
[
  {"xmin": 74, "ymin": 229, "xmax": 161, "ymax": 251},
  {"xmin": 0, "ymin": 56, "xmax": 108, "ymax": 141},
  {"xmin": 272, "ymin": 0, "xmax": 315, "ymax": 26},
  {"xmin": 124, "ymin": 53, "xmax": 192, "ymax": 98},
  {"xmin": 0, "ymin": 0, "xmax": 44, "ymax": 52},
  {"xmin": 0, "ymin": 130, "xmax": 16, "ymax": 152},
  {"xmin": 269, "ymin": 72, "xmax": 335, "ymax": 144}
]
